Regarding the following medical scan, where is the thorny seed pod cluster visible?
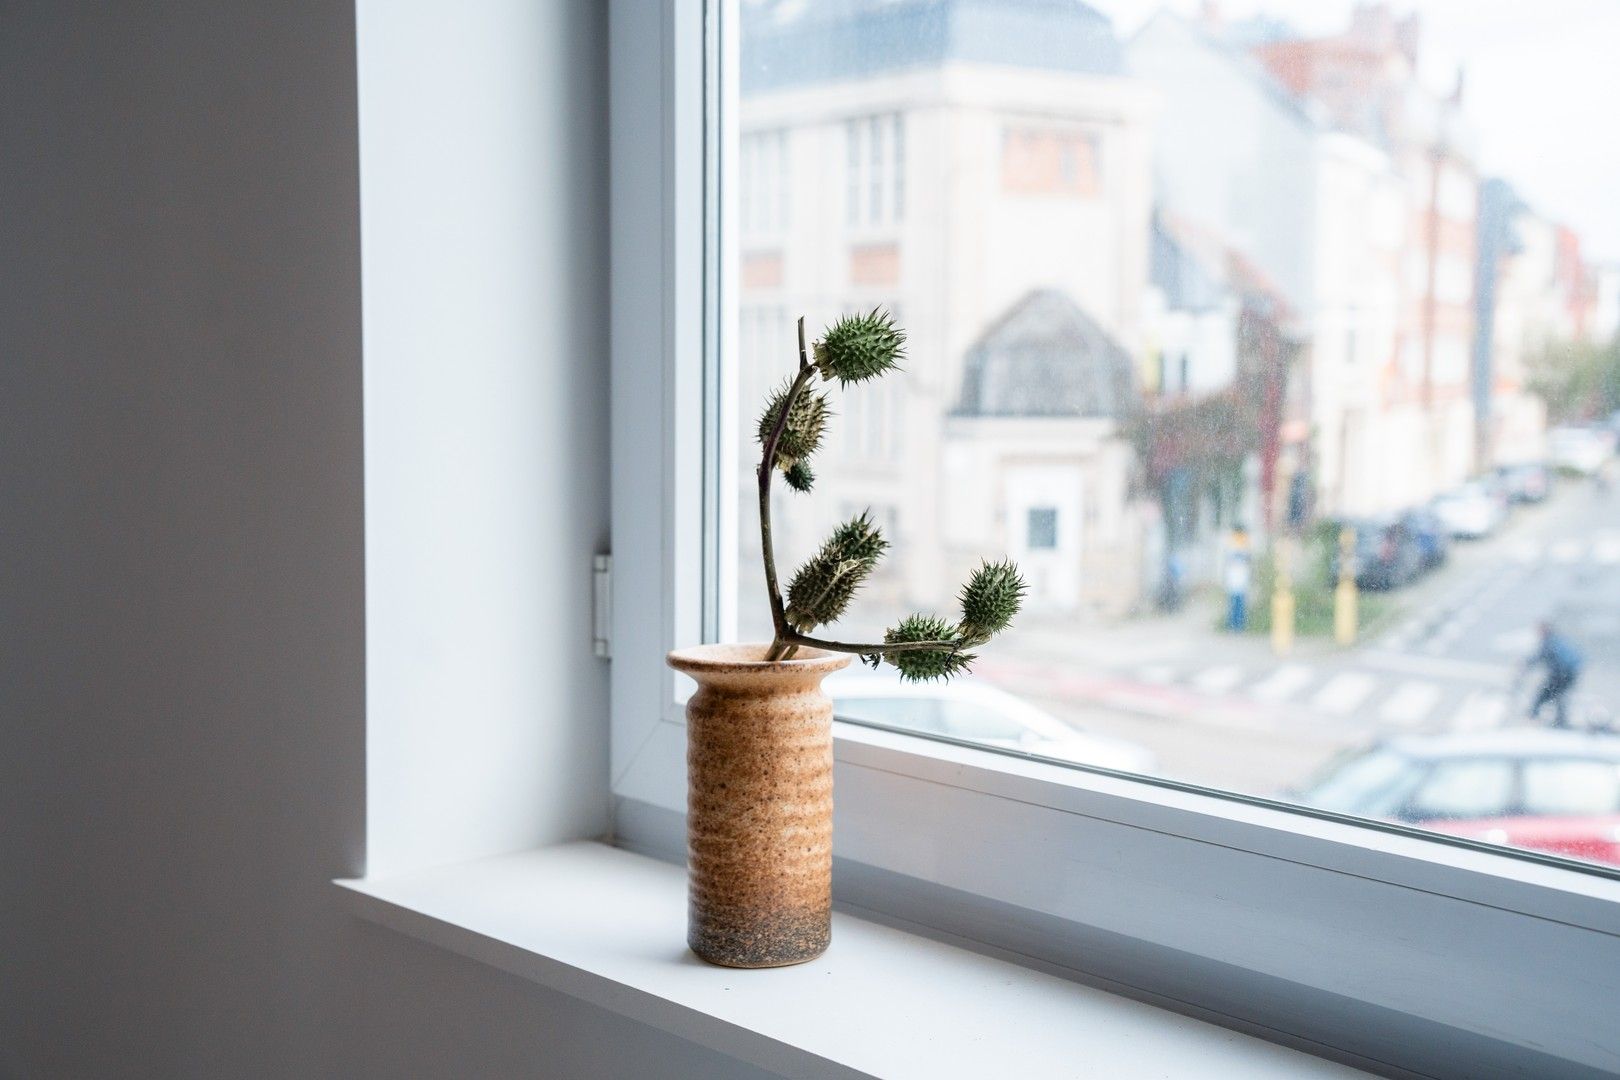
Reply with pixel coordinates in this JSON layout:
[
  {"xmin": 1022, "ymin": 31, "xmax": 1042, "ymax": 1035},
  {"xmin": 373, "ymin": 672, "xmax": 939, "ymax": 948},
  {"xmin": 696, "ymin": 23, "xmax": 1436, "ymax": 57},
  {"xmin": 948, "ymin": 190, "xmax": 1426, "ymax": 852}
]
[{"xmin": 756, "ymin": 309, "xmax": 1026, "ymax": 678}]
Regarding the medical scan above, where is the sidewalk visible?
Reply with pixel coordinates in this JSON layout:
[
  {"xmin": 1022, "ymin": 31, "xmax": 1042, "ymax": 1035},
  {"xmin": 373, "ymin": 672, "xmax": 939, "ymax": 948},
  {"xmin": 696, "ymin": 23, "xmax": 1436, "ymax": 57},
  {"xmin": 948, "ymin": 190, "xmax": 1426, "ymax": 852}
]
[
  {"xmin": 996, "ymin": 589, "xmax": 1323, "ymax": 673},
  {"xmin": 992, "ymin": 491, "xmax": 1577, "ymax": 683}
]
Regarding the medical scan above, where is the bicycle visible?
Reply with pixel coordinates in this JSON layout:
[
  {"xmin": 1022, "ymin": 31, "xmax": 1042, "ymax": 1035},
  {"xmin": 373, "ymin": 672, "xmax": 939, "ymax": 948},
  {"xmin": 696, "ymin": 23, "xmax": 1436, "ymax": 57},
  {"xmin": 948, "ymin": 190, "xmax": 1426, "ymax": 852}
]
[{"xmin": 1511, "ymin": 677, "xmax": 1619, "ymax": 734}]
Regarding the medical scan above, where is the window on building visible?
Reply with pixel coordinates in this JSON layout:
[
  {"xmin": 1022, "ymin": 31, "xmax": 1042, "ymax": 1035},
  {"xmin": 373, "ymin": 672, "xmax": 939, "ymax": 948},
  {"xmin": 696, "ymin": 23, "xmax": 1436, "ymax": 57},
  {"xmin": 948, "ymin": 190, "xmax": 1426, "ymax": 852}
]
[
  {"xmin": 1002, "ymin": 125, "xmax": 1100, "ymax": 196},
  {"xmin": 1027, "ymin": 507, "xmax": 1059, "ymax": 550},
  {"xmin": 845, "ymin": 112, "xmax": 905, "ymax": 228},
  {"xmin": 892, "ymin": 113, "xmax": 906, "ymax": 220},
  {"xmin": 845, "ymin": 118, "xmax": 861, "ymax": 227},
  {"xmin": 741, "ymin": 129, "xmax": 789, "ymax": 235}
]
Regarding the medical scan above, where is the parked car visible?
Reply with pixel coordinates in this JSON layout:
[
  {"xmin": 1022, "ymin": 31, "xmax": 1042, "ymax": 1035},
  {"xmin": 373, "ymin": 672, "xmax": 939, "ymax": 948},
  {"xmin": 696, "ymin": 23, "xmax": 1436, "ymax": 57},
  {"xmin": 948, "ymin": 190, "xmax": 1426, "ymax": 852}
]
[
  {"xmin": 1328, "ymin": 517, "xmax": 1424, "ymax": 590},
  {"xmin": 1397, "ymin": 507, "xmax": 1450, "ymax": 571},
  {"xmin": 1476, "ymin": 469, "xmax": 1514, "ymax": 510},
  {"xmin": 1548, "ymin": 425, "xmax": 1614, "ymax": 476},
  {"xmin": 1291, "ymin": 730, "xmax": 1620, "ymax": 867},
  {"xmin": 825, "ymin": 672, "xmax": 1157, "ymax": 773},
  {"xmin": 1432, "ymin": 482, "xmax": 1506, "ymax": 539},
  {"xmin": 1494, "ymin": 461, "xmax": 1551, "ymax": 504}
]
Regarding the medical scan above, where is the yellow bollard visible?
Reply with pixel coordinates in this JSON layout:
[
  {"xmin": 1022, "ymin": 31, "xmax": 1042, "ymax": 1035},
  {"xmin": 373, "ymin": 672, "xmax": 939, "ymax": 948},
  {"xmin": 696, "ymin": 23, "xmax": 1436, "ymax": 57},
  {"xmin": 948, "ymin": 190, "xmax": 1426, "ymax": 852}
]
[
  {"xmin": 1334, "ymin": 525, "xmax": 1358, "ymax": 646},
  {"xmin": 1271, "ymin": 535, "xmax": 1295, "ymax": 656}
]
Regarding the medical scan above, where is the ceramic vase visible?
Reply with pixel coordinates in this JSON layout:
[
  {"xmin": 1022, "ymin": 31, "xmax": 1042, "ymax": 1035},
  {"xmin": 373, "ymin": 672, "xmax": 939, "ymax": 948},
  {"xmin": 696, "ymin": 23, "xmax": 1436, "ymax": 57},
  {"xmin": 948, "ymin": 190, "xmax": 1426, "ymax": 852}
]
[{"xmin": 665, "ymin": 644, "xmax": 851, "ymax": 968}]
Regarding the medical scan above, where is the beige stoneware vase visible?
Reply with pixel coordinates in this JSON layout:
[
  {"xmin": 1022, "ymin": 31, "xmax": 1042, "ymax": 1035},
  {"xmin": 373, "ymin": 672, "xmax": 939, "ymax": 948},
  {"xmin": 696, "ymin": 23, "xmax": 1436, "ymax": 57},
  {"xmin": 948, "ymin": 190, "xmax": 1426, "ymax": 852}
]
[{"xmin": 666, "ymin": 643, "xmax": 851, "ymax": 968}]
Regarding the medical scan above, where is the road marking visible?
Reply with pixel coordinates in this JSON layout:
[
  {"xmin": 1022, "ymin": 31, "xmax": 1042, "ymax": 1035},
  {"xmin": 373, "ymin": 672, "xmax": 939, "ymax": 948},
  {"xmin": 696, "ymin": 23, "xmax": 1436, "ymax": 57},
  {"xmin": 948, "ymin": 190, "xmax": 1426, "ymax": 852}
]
[
  {"xmin": 1379, "ymin": 679, "xmax": 1442, "ymax": 726},
  {"xmin": 1550, "ymin": 539, "xmax": 1583, "ymax": 563},
  {"xmin": 1448, "ymin": 691, "xmax": 1508, "ymax": 731},
  {"xmin": 1311, "ymin": 672, "xmax": 1377, "ymax": 716},
  {"xmin": 1490, "ymin": 627, "xmax": 1536, "ymax": 655},
  {"xmin": 1380, "ymin": 620, "xmax": 1423, "ymax": 650},
  {"xmin": 1422, "ymin": 623, "xmax": 1464, "ymax": 654},
  {"xmin": 1361, "ymin": 650, "xmax": 1507, "ymax": 682},
  {"xmin": 1505, "ymin": 540, "xmax": 1541, "ymax": 563},
  {"xmin": 1191, "ymin": 665, "xmax": 1244, "ymax": 694},
  {"xmin": 1250, "ymin": 664, "xmax": 1314, "ymax": 702},
  {"xmin": 1594, "ymin": 537, "xmax": 1620, "ymax": 564},
  {"xmin": 1135, "ymin": 664, "xmax": 1176, "ymax": 684}
]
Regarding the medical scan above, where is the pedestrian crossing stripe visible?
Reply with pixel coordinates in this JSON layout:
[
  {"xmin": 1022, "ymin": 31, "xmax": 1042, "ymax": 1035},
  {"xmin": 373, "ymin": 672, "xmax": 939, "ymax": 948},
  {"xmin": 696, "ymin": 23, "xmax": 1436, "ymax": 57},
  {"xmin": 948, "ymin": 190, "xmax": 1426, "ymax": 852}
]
[
  {"xmin": 1502, "ymin": 537, "xmax": 1620, "ymax": 565},
  {"xmin": 1250, "ymin": 664, "xmax": 1314, "ymax": 702},
  {"xmin": 1506, "ymin": 540, "xmax": 1540, "ymax": 563},
  {"xmin": 1191, "ymin": 665, "xmax": 1244, "ymax": 694},
  {"xmin": 1549, "ymin": 540, "xmax": 1582, "ymax": 563},
  {"xmin": 1449, "ymin": 691, "xmax": 1509, "ymax": 731},
  {"xmin": 1311, "ymin": 672, "xmax": 1377, "ymax": 715},
  {"xmin": 1379, "ymin": 679, "xmax": 1442, "ymax": 725},
  {"xmin": 1145, "ymin": 663, "xmax": 1515, "ymax": 731}
]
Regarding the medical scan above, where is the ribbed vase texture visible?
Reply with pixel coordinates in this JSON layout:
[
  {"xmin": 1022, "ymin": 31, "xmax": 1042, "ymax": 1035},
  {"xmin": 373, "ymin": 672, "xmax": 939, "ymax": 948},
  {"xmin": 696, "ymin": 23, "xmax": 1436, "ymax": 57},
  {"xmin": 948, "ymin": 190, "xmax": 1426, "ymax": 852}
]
[{"xmin": 666, "ymin": 644, "xmax": 850, "ymax": 968}]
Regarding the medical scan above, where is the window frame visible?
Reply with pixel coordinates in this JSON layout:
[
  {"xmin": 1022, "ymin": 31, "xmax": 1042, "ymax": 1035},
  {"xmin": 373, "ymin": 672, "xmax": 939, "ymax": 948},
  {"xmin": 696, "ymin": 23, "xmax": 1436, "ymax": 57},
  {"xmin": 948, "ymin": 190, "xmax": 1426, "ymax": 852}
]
[{"xmin": 608, "ymin": 2, "xmax": 1620, "ymax": 1075}]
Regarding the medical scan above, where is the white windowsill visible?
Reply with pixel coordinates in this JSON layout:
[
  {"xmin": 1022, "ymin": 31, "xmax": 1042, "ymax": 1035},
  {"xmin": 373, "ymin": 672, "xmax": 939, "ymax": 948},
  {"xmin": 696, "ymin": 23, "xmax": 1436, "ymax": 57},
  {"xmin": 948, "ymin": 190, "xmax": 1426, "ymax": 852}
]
[{"xmin": 335, "ymin": 842, "xmax": 1364, "ymax": 1079}]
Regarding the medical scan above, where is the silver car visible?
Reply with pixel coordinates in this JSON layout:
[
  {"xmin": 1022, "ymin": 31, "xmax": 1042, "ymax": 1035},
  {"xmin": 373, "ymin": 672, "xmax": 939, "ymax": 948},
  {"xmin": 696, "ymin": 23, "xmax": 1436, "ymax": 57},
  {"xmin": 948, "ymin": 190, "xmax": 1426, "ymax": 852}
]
[{"xmin": 826, "ymin": 671, "xmax": 1157, "ymax": 773}]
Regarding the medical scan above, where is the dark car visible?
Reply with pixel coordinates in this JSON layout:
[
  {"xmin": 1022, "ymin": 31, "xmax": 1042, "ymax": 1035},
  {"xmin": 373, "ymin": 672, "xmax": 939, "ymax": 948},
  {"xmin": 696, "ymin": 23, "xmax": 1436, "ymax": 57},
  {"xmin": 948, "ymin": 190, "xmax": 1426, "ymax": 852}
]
[
  {"xmin": 1292, "ymin": 731, "xmax": 1620, "ymax": 867},
  {"xmin": 1328, "ymin": 517, "xmax": 1424, "ymax": 590},
  {"xmin": 1397, "ymin": 507, "xmax": 1450, "ymax": 571},
  {"xmin": 1495, "ymin": 462, "xmax": 1551, "ymax": 504}
]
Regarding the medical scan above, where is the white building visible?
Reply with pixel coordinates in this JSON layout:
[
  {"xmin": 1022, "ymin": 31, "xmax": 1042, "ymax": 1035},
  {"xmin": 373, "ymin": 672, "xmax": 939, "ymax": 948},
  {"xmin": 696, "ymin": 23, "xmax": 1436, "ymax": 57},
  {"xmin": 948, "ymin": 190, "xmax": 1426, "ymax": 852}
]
[
  {"xmin": 1128, "ymin": 12, "xmax": 1470, "ymax": 518},
  {"xmin": 737, "ymin": 0, "xmax": 1154, "ymax": 625},
  {"xmin": 942, "ymin": 290, "xmax": 1143, "ymax": 615}
]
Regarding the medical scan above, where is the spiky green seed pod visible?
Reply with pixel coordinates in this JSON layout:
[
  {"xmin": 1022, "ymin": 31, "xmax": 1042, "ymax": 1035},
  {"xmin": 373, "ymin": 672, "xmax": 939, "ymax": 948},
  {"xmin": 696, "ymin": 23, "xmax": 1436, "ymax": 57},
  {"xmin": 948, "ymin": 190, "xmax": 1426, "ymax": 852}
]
[
  {"xmin": 756, "ymin": 381, "xmax": 831, "ymax": 470},
  {"xmin": 813, "ymin": 308, "xmax": 905, "ymax": 386},
  {"xmin": 884, "ymin": 614, "xmax": 974, "ymax": 683},
  {"xmin": 957, "ymin": 559, "xmax": 1027, "ymax": 644},
  {"xmin": 783, "ymin": 460, "xmax": 814, "ymax": 493},
  {"xmin": 784, "ymin": 512, "xmax": 888, "ymax": 631}
]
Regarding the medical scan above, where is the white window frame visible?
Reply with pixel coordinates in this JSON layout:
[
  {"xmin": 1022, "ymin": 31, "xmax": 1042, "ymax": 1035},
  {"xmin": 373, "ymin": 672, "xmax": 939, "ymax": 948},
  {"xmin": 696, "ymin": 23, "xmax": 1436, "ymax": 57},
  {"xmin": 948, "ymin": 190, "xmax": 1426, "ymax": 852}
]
[{"xmin": 608, "ymin": 3, "xmax": 1620, "ymax": 1076}]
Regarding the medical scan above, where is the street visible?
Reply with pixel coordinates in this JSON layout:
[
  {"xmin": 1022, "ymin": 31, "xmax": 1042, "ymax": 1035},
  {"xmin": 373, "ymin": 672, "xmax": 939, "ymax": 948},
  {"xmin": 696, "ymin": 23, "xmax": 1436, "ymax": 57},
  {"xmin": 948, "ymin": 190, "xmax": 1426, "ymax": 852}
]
[{"xmin": 978, "ymin": 480, "xmax": 1620, "ymax": 798}]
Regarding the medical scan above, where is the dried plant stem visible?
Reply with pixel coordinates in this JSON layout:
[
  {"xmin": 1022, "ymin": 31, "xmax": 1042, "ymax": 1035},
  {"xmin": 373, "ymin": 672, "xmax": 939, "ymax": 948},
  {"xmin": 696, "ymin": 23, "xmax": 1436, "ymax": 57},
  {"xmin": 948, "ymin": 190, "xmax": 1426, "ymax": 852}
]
[{"xmin": 758, "ymin": 319, "xmax": 955, "ymax": 664}]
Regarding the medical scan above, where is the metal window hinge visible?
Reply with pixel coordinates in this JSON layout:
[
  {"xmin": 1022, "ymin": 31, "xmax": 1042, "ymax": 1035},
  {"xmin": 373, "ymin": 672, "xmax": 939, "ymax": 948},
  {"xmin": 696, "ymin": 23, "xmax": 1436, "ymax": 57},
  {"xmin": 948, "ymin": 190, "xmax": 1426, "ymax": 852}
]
[{"xmin": 592, "ymin": 554, "xmax": 612, "ymax": 659}]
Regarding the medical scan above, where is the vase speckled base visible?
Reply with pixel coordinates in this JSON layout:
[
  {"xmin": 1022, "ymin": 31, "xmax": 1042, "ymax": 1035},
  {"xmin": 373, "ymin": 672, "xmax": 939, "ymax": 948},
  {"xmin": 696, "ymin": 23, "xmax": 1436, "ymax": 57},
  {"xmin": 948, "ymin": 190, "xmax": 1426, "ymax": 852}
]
[{"xmin": 666, "ymin": 643, "xmax": 851, "ymax": 968}]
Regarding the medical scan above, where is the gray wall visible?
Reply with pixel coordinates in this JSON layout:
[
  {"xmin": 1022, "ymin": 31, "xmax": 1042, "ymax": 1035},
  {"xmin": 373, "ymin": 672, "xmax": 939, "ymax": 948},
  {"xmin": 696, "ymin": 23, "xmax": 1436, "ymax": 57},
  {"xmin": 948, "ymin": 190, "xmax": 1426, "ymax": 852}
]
[{"xmin": 0, "ymin": 3, "xmax": 765, "ymax": 1077}]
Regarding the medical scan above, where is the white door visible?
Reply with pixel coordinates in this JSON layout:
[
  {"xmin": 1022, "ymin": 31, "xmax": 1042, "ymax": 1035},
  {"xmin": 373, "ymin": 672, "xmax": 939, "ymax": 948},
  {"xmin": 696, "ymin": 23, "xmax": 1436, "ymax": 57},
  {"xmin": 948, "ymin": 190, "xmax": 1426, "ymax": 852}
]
[{"xmin": 1005, "ymin": 464, "xmax": 1082, "ymax": 611}]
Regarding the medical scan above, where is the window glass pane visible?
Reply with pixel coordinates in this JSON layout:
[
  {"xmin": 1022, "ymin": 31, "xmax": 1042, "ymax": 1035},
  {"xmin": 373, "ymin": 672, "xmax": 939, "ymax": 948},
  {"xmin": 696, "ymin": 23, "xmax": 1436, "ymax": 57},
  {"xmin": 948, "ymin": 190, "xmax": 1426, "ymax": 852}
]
[
  {"xmin": 1405, "ymin": 759, "xmax": 1514, "ymax": 820},
  {"xmin": 832, "ymin": 695, "xmax": 947, "ymax": 735},
  {"xmin": 937, "ymin": 698, "xmax": 1029, "ymax": 743},
  {"xmin": 1027, "ymin": 507, "xmax": 1059, "ymax": 550},
  {"xmin": 1296, "ymin": 748, "xmax": 1422, "ymax": 818},
  {"xmin": 732, "ymin": 0, "xmax": 1620, "ymax": 872},
  {"xmin": 869, "ymin": 115, "xmax": 884, "ymax": 224},
  {"xmin": 892, "ymin": 113, "xmax": 905, "ymax": 220},
  {"xmin": 1522, "ymin": 760, "xmax": 1620, "ymax": 817},
  {"xmin": 845, "ymin": 119, "xmax": 861, "ymax": 225}
]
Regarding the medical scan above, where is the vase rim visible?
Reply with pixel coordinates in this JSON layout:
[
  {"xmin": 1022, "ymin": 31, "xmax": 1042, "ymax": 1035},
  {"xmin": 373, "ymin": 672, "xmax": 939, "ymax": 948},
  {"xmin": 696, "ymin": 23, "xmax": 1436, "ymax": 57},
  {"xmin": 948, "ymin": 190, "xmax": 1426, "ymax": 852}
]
[{"xmin": 666, "ymin": 642, "xmax": 854, "ymax": 676}]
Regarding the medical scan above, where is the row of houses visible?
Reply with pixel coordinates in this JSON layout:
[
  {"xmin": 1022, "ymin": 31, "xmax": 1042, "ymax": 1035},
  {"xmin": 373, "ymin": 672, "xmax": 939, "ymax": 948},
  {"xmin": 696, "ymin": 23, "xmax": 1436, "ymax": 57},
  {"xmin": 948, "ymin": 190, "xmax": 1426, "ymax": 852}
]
[{"xmin": 735, "ymin": 0, "xmax": 1618, "ymax": 621}]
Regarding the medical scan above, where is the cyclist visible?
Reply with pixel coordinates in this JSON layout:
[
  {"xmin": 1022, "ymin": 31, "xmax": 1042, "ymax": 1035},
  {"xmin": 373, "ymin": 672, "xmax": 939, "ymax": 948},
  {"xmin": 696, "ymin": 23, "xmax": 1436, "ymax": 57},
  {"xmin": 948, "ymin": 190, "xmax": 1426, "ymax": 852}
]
[{"xmin": 1520, "ymin": 621, "xmax": 1584, "ymax": 728}]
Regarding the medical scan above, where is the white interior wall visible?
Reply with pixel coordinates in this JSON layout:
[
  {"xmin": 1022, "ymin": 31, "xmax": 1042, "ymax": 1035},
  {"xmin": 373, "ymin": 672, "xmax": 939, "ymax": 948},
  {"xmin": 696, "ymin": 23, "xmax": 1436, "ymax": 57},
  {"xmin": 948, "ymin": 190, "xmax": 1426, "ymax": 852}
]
[
  {"xmin": 0, "ymin": 3, "xmax": 772, "ymax": 1076},
  {"xmin": 357, "ymin": 0, "xmax": 611, "ymax": 879}
]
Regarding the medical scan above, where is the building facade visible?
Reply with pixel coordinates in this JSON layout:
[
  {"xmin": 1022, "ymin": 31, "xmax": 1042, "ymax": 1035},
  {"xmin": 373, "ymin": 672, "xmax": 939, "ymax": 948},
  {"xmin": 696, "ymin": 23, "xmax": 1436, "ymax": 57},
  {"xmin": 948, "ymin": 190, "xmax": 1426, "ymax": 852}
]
[{"xmin": 737, "ymin": 0, "xmax": 1153, "ymax": 624}]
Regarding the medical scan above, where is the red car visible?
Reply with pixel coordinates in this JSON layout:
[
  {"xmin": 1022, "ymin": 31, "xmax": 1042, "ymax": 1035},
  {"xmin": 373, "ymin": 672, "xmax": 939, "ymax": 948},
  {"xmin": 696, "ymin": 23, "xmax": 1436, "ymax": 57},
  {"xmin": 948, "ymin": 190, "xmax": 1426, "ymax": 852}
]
[{"xmin": 1293, "ymin": 730, "xmax": 1620, "ymax": 867}]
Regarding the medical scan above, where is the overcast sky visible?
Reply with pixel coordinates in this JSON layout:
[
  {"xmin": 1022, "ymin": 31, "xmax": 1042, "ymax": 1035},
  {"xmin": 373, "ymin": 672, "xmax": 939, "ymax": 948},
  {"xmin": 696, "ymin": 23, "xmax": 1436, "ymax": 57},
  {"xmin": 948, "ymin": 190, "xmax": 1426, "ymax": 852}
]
[{"xmin": 1091, "ymin": 0, "xmax": 1620, "ymax": 262}]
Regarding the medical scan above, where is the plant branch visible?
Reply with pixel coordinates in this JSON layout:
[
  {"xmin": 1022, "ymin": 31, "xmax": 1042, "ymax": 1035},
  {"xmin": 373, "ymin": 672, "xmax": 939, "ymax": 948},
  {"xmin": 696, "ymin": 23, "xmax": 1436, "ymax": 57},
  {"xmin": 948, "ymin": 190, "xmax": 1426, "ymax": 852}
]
[
  {"xmin": 759, "ymin": 317, "xmax": 817, "ymax": 657},
  {"xmin": 776, "ymin": 628, "xmax": 961, "ymax": 658}
]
